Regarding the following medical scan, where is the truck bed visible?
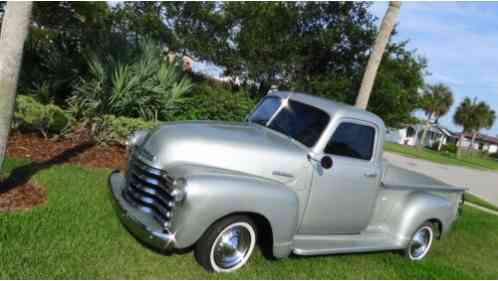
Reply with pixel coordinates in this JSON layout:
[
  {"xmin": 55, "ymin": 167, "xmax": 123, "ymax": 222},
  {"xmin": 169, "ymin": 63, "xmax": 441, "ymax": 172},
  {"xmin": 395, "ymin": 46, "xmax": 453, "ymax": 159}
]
[{"xmin": 381, "ymin": 162, "xmax": 466, "ymax": 192}]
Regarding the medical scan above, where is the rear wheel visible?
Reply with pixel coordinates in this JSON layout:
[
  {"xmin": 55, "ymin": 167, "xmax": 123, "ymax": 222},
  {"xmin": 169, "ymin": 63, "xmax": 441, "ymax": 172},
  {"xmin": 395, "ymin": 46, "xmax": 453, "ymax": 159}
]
[
  {"xmin": 195, "ymin": 215, "xmax": 257, "ymax": 272},
  {"xmin": 404, "ymin": 222, "xmax": 434, "ymax": 261}
]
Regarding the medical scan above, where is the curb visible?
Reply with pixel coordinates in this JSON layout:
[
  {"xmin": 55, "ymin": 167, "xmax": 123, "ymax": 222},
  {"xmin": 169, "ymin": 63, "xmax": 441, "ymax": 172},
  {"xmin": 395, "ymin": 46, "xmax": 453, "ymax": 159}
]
[{"xmin": 465, "ymin": 202, "xmax": 498, "ymax": 216}]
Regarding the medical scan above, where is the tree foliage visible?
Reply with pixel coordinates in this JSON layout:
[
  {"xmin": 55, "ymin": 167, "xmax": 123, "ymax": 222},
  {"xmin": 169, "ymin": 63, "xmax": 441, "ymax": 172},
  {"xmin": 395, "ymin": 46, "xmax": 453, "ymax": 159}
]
[
  {"xmin": 419, "ymin": 83, "xmax": 454, "ymax": 123},
  {"xmin": 368, "ymin": 42, "xmax": 427, "ymax": 127},
  {"xmin": 20, "ymin": 2, "xmax": 125, "ymax": 104},
  {"xmin": 453, "ymin": 97, "xmax": 495, "ymax": 133},
  {"xmin": 173, "ymin": 82, "xmax": 256, "ymax": 122},
  {"xmin": 15, "ymin": 1, "xmax": 432, "ymax": 129},
  {"xmin": 14, "ymin": 95, "xmax": 71, "ymax": 138}
]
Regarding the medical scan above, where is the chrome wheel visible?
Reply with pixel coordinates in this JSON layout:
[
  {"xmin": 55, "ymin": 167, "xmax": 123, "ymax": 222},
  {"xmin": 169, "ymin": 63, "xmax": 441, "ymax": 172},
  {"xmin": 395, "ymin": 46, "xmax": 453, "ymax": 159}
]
[
  {"xmin": 408, "ymin": 225, "xmax": 433, "ymax": 260},
  {"xmin": 209, "ymin": 222, "xmax": 256, "ymax": 272}
]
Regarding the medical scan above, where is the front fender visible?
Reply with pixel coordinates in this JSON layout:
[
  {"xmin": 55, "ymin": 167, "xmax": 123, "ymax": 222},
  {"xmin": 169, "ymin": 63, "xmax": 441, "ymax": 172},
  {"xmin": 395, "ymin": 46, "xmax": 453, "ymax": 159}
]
[
  {"xmin": 169, "ymin": 173, "xmax": 299, "ymax": 257},
  {"xmin": 390, "ymin": 191, "xmax": 454, "ymax": 246}
]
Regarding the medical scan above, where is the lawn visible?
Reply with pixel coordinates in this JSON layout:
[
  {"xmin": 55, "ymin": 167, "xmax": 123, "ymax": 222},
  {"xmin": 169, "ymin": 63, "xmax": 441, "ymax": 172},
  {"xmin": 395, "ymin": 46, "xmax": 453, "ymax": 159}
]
[
  {"xmin": 384, "ymin": 142, "xmax": 498, "ymax": 171},
  {"xmin": 1, "ymin": 158, "xmax": 498, "ymax": 279}
]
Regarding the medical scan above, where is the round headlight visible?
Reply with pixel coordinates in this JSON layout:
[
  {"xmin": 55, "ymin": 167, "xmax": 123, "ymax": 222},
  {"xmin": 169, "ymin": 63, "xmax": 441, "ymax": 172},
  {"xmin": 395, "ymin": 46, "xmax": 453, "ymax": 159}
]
[{"xmin": 127, "ymin": 129, "xmax": 149, "ymax": 148}]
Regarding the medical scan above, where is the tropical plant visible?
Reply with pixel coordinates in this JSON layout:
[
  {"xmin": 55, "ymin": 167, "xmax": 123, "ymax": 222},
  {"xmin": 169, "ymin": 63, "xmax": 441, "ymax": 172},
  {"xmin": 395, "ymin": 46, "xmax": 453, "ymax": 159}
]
[
  {"xmin": 453, "ymin": 97, "xmax": 495, "ymax": 158},
  {"xmin": 0, "ymin": 2, "xmax": 32, "ymax": 171},
  {"xmin": 69, "ymin": 39, "xmax": 192, "ymax": 122},
  {"xmin": 417, "ymin": 83, "xmax": 454, "ymax": 149}
]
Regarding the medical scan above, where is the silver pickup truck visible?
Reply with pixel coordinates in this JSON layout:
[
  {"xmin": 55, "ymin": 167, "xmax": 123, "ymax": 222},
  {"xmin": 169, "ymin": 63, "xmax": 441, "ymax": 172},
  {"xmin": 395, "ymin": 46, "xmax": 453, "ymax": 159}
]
[{"xmin": 109, "ymin": 91, "xmax": 465, "ymax": 272}]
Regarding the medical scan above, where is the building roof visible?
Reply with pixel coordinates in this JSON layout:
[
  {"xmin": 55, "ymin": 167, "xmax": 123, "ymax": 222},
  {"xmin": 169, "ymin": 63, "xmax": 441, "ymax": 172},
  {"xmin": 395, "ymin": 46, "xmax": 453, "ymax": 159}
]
[
  {"xmin": 457, "ymin": 132, "xmax": 498, "ymax": 145},
  {"xmin": 476, "ymin": 134, "xmax": 498, "ymax": 145},
  {"xmin": 402, "ymin": 123, "xmax": 457, "ymax": 138}
]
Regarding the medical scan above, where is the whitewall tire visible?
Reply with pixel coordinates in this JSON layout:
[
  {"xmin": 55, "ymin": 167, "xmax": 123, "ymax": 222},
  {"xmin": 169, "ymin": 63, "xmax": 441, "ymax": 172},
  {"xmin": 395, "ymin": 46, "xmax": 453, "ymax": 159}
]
[
  {"xmin": 404, "ymin": 222, "xmax": 434, "ymax": 261},
  {"xmin": 195, "ymin": 215, "xmax": 256, "ymax": 272}
]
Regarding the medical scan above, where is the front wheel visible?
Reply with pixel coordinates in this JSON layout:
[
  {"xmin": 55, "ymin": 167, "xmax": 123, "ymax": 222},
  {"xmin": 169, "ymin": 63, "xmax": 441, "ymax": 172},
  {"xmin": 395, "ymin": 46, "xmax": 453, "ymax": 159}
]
[
  {"xmin": 403, "ymin": 222, "xmax": 434, "ymax": 261},
  {"xmin": 195, "ymin": 215, "xmax": 257, "ymax": 272}
]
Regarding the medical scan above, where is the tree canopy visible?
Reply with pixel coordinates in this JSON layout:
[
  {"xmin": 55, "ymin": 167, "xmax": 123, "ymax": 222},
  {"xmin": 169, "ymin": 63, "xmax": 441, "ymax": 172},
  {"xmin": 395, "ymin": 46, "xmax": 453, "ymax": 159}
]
[
  {"xmin": 16, "ymin": 1, "xmax": 430, "ymax": 128},
  {"xmin": 419, "ymin": 83, "xmax": 454, "ymax": 123},
  {"xmin": 454, "ymin": 97, "xmax": 495, "ymax": 134}
]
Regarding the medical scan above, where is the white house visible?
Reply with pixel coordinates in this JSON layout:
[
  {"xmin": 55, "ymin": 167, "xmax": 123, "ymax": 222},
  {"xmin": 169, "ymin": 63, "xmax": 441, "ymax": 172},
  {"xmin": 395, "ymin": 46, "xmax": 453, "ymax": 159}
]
[
  {"xmin": 385, "ymin": 124, "xmax": 457, "ymax": 149},
  {"xmin": 456, "ymin": 133, "xmax": 498, "ymax": 154}
]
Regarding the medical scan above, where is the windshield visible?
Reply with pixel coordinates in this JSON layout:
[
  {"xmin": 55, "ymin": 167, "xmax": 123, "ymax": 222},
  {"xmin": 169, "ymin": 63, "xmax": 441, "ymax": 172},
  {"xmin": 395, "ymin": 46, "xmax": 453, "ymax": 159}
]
[
  {"xmin": 248, "ymin": 96, "xmax": 281, "ymax": 126},
  {"xmin": 249, "ymin": 97, "xmax": 330, "ymax": 147}
]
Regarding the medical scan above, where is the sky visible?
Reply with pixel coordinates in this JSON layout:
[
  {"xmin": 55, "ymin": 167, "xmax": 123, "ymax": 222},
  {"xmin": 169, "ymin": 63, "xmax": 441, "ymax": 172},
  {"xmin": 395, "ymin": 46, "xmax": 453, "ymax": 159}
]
[{"xmin": 369, "ymin": 1, "xmax": 498, "ymax": 136}]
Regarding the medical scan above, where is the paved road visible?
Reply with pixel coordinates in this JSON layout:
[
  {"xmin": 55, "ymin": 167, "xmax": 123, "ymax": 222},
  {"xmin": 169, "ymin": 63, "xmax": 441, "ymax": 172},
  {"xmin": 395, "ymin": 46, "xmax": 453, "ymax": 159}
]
[{"xmin": 383, "ymin": 152, "xmax": 498, "ymax": 206}]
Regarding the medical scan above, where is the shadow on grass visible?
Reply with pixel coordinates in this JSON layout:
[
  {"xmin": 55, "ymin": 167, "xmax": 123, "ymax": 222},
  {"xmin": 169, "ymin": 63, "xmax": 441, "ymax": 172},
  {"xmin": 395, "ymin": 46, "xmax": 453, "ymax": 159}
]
[{"xmin": 0, "ymin": 142, "xmax": 95, "ymax": 194}]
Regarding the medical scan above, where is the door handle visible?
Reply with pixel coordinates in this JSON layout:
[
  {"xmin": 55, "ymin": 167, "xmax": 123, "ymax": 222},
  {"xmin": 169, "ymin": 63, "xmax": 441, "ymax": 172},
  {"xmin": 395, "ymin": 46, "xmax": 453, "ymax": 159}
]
[{"xmin": 364, "ymin": 171, "xmax": 378, "ymax": 178}]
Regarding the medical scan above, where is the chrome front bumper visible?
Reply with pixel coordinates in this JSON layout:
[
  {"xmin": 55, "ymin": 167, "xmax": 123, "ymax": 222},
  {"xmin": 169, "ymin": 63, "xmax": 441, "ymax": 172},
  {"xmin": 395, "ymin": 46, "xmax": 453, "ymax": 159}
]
[{"xmin": 108, "ymin": 170, "xmax": 175, "ymax": 251}]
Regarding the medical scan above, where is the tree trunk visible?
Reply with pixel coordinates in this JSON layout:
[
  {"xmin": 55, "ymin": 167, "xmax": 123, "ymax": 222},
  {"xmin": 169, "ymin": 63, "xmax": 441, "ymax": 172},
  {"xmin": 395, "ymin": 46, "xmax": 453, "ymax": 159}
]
[
  {"xmin": 417, "ymin": 115, "xmax": 431, "ymax": 151},
  {"xmin": 437, "ymin": 135, "xmax": 444, "ymax": 151},
  {"xmin": 355, "ymin": 1, "xmax": 401, "ymax": 109},
  {"xmin": 0, "ymin": 2, "xmax": 32, "ymax": 171},
  {"xmin": 456, "ymin": 131, "xmax": 465, "ymax": 159},
  {"xmin": 469, "ymin": 132, "xmax": 477, "ymax": 156}
]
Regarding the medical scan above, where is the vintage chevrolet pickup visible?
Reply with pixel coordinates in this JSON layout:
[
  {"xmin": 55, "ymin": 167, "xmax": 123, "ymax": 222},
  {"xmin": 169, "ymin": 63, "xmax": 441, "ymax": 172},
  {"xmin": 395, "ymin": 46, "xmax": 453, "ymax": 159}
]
[{"xmin": 109, "ymin": 91, "xmax": 465, "ymax": 272}]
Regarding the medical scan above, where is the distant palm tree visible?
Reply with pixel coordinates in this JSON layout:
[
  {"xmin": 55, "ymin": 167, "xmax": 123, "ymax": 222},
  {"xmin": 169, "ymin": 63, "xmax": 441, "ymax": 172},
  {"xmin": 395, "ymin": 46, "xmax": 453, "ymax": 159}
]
[
  {"xmin": 417, "ymin": 83, "xmax": 453, "ymax": 150},
  {"xmin": 355, "ymin": 1, "xmax": 401, "ymax": 109},
  {"xmin": 0, "ymin": 2, "xmax": 33, "ymax": 171},
  {"xmin": 453, "ymin": 97, "xmax": 495, "ymax": 158},
  {"xmin": 469, "ymin": 103, "xmax": 496, "ymax": 154}
]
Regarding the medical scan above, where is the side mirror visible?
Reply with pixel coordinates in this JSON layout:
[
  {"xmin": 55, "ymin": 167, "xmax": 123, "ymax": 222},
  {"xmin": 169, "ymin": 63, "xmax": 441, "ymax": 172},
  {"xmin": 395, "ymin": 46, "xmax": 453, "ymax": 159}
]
[{"xmin": 320, "ymin": 156, "xmax": 333, "ymax": 169}]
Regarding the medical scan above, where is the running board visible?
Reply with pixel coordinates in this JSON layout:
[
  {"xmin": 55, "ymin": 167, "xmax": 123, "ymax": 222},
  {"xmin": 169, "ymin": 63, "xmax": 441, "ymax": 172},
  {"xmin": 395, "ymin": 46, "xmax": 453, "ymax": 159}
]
[{"xmin": 292, "ymin": 232, "xmax": 404, "ymax": 256}]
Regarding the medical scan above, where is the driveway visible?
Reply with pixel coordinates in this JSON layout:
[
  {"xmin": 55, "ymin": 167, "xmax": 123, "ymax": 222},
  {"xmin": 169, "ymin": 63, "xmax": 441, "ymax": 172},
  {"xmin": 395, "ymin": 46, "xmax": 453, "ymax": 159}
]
[{"xmin": 383, "ymin": 152, "xmax": 498, "ymax": 206}]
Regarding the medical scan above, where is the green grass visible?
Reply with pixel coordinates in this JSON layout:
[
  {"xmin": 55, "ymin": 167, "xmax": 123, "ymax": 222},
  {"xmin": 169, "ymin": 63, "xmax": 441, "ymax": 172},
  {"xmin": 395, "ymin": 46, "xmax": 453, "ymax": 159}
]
[
  {"xmin": 384, "ymin": 143, "xmax": 498, "ymax": 171},
  {"xmin": 465, "ymin": 192, "xmax": 498, "ymax": 213},
  {"xmin": 1, "ymin": 158, "xmax": 498, "ymax": 279}
]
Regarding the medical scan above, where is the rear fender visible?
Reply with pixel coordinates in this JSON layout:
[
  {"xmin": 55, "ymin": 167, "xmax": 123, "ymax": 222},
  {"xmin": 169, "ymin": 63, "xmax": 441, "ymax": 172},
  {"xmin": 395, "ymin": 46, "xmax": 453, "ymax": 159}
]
[{"xmin": 389, "ymin": 191, "xmax": 455, "ymax": 246}]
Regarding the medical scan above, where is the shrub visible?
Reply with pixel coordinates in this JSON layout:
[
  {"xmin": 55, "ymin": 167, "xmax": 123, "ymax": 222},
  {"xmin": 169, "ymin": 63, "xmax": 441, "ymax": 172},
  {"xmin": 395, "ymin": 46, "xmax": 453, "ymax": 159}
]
[
  {"xmin": 441, "ymin": 143, "xmax": 457, "ymax": 154},
  {"xmin": 93, "ymin": 115, "xmax": 155, "ymax": 145},
  {"xmin": 489, "ymin": 152, "xmax": 498, "ymax": 160},
  {"xmin": 172, "ymin": 83, "xmax": 256, "ymax": 122},
  {"xmin": 14, "ymin": 95, "xmax": 71, "ymax": 137},
  {"xmin": 69, "ymin": 39, "xmax": 191, "ymax": 122}
]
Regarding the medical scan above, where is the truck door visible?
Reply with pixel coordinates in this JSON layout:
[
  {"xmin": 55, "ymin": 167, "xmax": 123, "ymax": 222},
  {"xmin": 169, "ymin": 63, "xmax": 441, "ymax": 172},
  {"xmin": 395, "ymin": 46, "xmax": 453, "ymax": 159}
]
[{"xmin": 300, "ymin": 119, "xmax": 381, "ymax": 234}]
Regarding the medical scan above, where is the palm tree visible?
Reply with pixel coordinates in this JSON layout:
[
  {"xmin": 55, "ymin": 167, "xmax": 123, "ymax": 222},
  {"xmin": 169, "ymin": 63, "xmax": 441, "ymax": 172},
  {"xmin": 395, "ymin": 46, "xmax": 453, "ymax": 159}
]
[
  {"xmin": 469, "ymin": 103, "xmax": 496, "ymax": 154},
  {"xmin": 417, "ymin": 83, "xmax": 453, "ymax": 150},
  {"xmin": 453, "ymin": 97, "xmax": 491, "ymax": 158},
  {"xmin": 0, "ymin": 2, "xmax": 33, "ymax": 171},
  {"xmin": 355, "ymin": 1, "xmax": 401, "ymax": 109}
]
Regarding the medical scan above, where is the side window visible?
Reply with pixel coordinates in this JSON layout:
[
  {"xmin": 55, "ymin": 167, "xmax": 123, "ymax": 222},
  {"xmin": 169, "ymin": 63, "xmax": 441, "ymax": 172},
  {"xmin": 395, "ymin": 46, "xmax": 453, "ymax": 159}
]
[{"xmin": 325, "ymin": 122, "xmax": 375, "ymax": 160}]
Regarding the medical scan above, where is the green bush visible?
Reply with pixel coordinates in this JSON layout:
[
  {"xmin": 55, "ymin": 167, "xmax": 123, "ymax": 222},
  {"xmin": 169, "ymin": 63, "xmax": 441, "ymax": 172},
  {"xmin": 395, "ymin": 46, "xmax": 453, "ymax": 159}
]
[
  {"xmin": 490, "ymin": 152, "xmax": 498, "ymax": 160},
  {"xmin": 441, "ymin": 143, "xmax": 457, "ymax": 154},
  {"xmin": 94, "ymin": 115, "xmax": 155, "ymax": 145},
  {"xmin": 172, "ymin": 83, "xmax": 256, "ymax": 122},
  {"xmin": 70, "ymin": 39, "xmax": 191, "ymax": 122},
  {"xmin": 14, "ymin": 95, "xmax": 71, "ymax": 137}
]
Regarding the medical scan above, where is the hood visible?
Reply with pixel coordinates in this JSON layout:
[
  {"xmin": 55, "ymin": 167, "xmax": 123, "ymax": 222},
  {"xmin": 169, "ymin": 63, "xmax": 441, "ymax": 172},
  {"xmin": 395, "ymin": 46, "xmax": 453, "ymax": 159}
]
[{"xmin": 140, "ymin": 121, "xmax": 308, "ymax": 184}]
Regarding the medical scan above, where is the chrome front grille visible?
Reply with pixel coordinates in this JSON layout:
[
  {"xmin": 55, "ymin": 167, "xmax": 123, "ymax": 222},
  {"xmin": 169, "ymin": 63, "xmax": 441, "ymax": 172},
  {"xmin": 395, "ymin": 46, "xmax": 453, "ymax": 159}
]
[{"xmin": 123, "ymin": 154, "xmax": 176, "ymax": 226}]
